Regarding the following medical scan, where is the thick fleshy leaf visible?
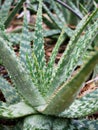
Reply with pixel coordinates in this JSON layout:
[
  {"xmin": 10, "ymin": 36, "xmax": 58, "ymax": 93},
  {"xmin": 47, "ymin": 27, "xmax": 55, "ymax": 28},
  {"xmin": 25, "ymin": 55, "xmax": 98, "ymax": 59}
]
[
  {"xmin": 0, "ymin": 101, "xmax": 36, "ymax": 118},
  {"xmin": 0, "ymin": 76, "xmax": 21, "ymax": 104},
  {"xmin": 7, "ymin": 29, "xmax": 61, "ymax": 45},
  {"xmin": 44, "ymin": 27, "xmax": 66, "ymax": 95},
  {"xmin": 31, "ymin": 0, "xmax": 47, "ymax": 96},
  {"xmin": 33, "ymin": 0, "xmax": 46, "ymax": 70},
  {"xmin": 0, "ymin": 0, "xmax": 13, "ymax": 23},
  {"xmin": 59, "ymin": 88, "xmax": 98, "ymax": 118},
  {"xmin": 51, "ymin": 18, "xmax": 98, "ymax": 92},
  {"xmin": 20, "ymin": 6, "xmax": 31, "ymax": 68},
  {"xmin": 41, "ymin": 52, "xmax": 98, "ymax": 115},
  {"xmin": 47, "ymin": 27, "xmax": 65, "ymax": 74},
  {"xmin": 71, "ymin": 119, "xmax": 98, "ymax": 130},
  {"xmin": 48, "ymin": 9, "xmax": 98, "ymax": 96},
  {"xmin": 23, "ymin": 115, "xmax": 53, "ymax": 130},
  {"xmin": 0, "ymin": 37, "xmax": 46, "ymax": 108},
  {"xmin": 23, "ymin": 115, "xmax": 98, "ymax": 130}
]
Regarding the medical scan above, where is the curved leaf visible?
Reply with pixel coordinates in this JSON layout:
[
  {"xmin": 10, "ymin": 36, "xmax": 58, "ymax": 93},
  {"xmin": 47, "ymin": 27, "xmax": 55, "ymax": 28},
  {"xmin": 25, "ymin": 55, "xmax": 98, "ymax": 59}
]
[
  {"xmin": 0, "ymin": 76, "xmax": 21, "ymax": 104},
  {"xmin": 23, "ymin": 115, "xmax": 53, "ymax": 130},
  {"xmin": 0, "ymin": 101, "xmax": 36, "ymax": 118},
  {"xmin": 20, "ymin": 6, "xmax": 31, "ymax": 68},
  {"xmin": 59, "ymin": 88, "xmax": 98, "ymax": 118},
  {"xmin": 48, "ymin": 9, "xmax": 98, "ymax": 96},
  {"xmin": 41, "ymin": 52, "xmax": 98, "ymax": 115},
  {"xmin": 0, "ymin": 37, "xmax": 46, "ymax": 108},
  {"xmin": 0, "ymin": 0, "xmax": 13, "ymax": 23},
  {"xmin": 33, "ymin": 0, "xmax": 46, "ymax": 70}
]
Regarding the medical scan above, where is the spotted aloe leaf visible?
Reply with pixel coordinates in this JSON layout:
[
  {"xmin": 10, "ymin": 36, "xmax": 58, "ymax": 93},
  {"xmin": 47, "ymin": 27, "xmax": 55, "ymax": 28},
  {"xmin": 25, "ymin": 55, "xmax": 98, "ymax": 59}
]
[
  {"xmin": 44, "ymin": 27, "xmax": 66, "ymax": 92},
  {"xmin": 51, "ymin": 17, "xmax": 98, "ymax": 91},
  {"xmin": 47, "ymin": 27, "xmax": 65, "ymax": 75},
  {"xmin": 26, "ymin": 51, "xmax": 43, "ymax": 88},
  {"xmin": 0, "ymin": 37, "xmax": 46, "ymax": 108},
  {"xmin": 41, "ymin": 51, "xmax": 98, "ymax": 115},
  {"xmin": 20, "ymin": 5, "xmax": 31, "ymax": 68},
  {"xmin": 71, "ymin": 119, "xmax": 98, "ymax": 130},
  {"xmin": 30, "ymin": 0, "xmax": 47, "ymax": 96},
  {"xmin": 33, "ymin": 0, "xmax": 46, "ymax": 70},
  {"xmin": 0, "ymin": 101, "xmax": 36, "ymax": 118},
  {"xmin": 23, "ymin": 115, "xmax": 53, "ymax": 130},
  {"xmin": 59, "ymin": 88, "xmax": 98, "ymax": 118},
  {"xmin": 23, "ymin": 115, "xmax": 98, "ymax": 130},
  {"xmin": 48, "ymin": 8, "xmax": 98, "ymax": 96},
  {"xmin": 0, "ymin": 0, "xmax": 13, "ymax": 23},
  {"xmin": 0, "ymin": 76, "xmax": 21, "ymax": 104},
  {"xmin": 8, "ymin": 29, "xmax": 61, "ymax": 45}
]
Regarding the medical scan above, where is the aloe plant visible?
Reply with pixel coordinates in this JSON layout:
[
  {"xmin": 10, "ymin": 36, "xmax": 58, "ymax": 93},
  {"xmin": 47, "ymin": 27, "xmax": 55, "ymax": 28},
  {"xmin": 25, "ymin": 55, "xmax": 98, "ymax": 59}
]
[{"xmin": 0, "ymin": 0, "xmax": 98, "ymax": 129}]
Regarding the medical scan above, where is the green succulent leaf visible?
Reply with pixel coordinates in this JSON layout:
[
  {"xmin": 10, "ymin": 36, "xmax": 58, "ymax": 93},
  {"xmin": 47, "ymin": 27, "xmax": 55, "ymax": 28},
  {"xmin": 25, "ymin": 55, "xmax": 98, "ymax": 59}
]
[
  {"xmin": 48, "ymin": 8, "xmax": 98, "ymax": 95},
  {"xmin": 42, "ymin": 51, "xmax": 98, "ymax": 115},
  {"xmin": 23, "ymin": 115, "xmax": 53, "ymax": 130},
  {"xmin": 44, "ymin": 27, "xmax": 66, "ymax": 94},
  {"xmin": 31, "ymin": 0, "xmax": 48, "ymax": 96},
  {"xmin": 47, "ymin": 27, "xmax": 65, "ymax": 74},
  {"xmin": 33, "ymin": 0, "xmax": 46, "ymax": 70},
  {"xmin": 0, "ymin": 0, "xmax": 13, "ymax": 23},
  {"xmin": 0, "ymin": 76, "xmax": 21, "ymax": 104},
  {"xmin": 55, "ymin": 17, "xmax": 98, "ymax": 88},
  {"xmin": 20, "ymin": 6, "xmax": 31, "ymax": 68},
  {"xmin": 23, "ymin": 115, "xmax": 98, "ymax": 130},
  {"xmin": 0, "ymin": 0, "xmax": 98, "ymax": 129},
  {"xmin": 0, "ymin": 37, "xmax": 46, "ymax": 108},
  {"xmin": 7, "ymin": 29, "xmax": 61, "ymax": 45},
  {"xmin": 71, "ymin": 119, "xmax": 98, "ymax": 130},
  {"xmin": 59, "ymin": 88, "xmax": 98, "ymax": 118},
  {"xmin": 0, "ymin": 101, "xmax": 36, "ymax": 118}
]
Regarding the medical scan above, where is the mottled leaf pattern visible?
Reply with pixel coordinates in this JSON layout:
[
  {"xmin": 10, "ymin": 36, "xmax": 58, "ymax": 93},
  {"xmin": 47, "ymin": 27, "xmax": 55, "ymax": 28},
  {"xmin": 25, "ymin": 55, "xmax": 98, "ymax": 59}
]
[
  {"xmin": 23, "ymin": 115, "xmax": 53, "ymax": 130},
  {"xmin": 0, "ymin": 37, "xmax": 46, "ymax": 108},
  {"xmin": 71, "ymin": 119, "xmax": 98, "ymax": 130},
  {"xmin": 48, "ymin": 9, "xmax": 98, "ymax": 96},
  {"xmin": 33, "ymin": 0, "xmax": 46, "ymax": 70},
  {"xmin": 20, "ymin": 6, "xmax": 31, "ymax": 68},
  {"xmin": 8, "ymin": 29, "xmax": 61, "ymax": 45},
  {"xmin": 44, "ymin": 27, "xmax": 66, "ymax": 96},
  {"xmin": 0, "ymin": 0, "xmax": 98, "ymax": 129},
  {"xmin": 59, "ymin": 88, "xmax": 98, "ymax": 118},
  {"xmin": 0, "ymin": 101, "xmax": 36, "ymax": 118},
  {"xmin": 0, "ymin": 76, "xmax": 21, "ymax": 104},
  {"xmin": 42, "ymin": 52, "xmax": 98, "ymax": 115},
  {"xmin": 0, "ymin": 0, "xmax": 13, "ymax": 23}
]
